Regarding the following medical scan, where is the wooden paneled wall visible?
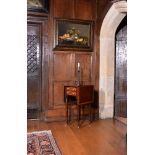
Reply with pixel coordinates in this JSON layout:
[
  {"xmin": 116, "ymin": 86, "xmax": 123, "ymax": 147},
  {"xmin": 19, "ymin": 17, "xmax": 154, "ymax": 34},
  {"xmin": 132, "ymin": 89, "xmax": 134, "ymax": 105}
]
[
  {"xmin": 27, "ymin": 0, "xmax": 114, "ymax": 121},
  {"xmin": 45, "ymin": 0, "xmax": 97, "ymax": 120}
]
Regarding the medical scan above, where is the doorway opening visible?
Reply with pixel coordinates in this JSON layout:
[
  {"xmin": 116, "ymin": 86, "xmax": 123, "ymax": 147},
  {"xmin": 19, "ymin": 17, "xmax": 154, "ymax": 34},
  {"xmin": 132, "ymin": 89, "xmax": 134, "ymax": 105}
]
[
  {"xmin": 27, "ymin": 22, "xmax": 42, "ymax": 119},
  {"xmin": 114, "ymin": 16, "xmax": 127, "ymax": 120},
  {"xmin": 99, "ymin": 1, "xmax": 127, "ymax": 119}
]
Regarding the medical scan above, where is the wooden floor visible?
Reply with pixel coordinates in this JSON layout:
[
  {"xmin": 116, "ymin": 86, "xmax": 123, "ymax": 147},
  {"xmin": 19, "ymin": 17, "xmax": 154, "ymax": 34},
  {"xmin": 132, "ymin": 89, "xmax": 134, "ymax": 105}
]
[
  {"xmin": 115, "ymin": 117, "xmax": 127, "ymax": 125},
  {"xmin": 27, "ymin": 119, "xmax": 127, "ymax": 155}
]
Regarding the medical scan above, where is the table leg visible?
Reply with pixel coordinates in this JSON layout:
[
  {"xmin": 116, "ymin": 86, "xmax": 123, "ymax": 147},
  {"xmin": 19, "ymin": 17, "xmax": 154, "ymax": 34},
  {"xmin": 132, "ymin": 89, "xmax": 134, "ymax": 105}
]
[
  {"xmin": 78, "ymin": 104, "xmax": 81, "ymax": 128},
  {"xmin": 66, "ymin": 97, "xmax": 69, "ymax": 124},
  {"xmin": 89, "ymin": 103, "xmax": 92, "ymax": 124}
]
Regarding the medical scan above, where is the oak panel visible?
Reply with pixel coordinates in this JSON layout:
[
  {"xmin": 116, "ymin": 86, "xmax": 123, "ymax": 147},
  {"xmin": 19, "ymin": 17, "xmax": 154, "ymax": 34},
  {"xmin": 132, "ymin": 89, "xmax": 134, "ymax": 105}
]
[
  {"xmin": 53, "ymin": 0, "xmax": 74, "ymax": 18},
  {"xmin": 53, "ymin": 82, "xmax": 66, "ymax": 106},
  {"xmin": 75, "ymin": 0, "xmax": 96, "ymax": 20},
  {"xmin": 53, "ymin": 53, "xmax": 75, "ymax": 81},
  {"xmin": 76, "ymin": 53, "xmax": 92, "ymax": 82}
]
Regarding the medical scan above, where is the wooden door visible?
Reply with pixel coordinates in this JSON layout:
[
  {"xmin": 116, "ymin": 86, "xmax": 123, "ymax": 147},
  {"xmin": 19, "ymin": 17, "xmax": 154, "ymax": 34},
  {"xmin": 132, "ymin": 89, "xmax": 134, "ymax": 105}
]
[
  {"xmin": 27, "ymin": 23, "xmax": 42, "ymax": 119},
  {"xmin": 114, "ymin": 17, "xmax": 127, "ymax": 118}
]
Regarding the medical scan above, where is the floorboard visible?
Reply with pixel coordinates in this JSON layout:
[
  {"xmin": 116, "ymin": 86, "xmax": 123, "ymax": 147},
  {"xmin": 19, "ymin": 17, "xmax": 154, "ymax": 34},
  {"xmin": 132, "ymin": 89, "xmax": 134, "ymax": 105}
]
[{"xmin": 27, "ymin": 119, "xmax": 127, "ymax": 155}]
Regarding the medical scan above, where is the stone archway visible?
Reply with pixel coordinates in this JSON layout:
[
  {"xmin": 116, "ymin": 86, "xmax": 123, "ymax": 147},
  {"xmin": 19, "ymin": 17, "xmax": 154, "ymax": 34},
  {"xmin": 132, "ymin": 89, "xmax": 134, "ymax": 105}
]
[{"xmin": 99, "ymin": 1, "xmax": 127, "ymax": 119}]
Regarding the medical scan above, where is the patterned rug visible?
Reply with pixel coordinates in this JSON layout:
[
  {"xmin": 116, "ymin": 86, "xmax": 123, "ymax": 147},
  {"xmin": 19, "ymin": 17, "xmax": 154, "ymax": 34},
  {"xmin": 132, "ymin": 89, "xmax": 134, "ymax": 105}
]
[{"xmin": 27, "ymin": 130, "xmax": 62, "ymax": 155}]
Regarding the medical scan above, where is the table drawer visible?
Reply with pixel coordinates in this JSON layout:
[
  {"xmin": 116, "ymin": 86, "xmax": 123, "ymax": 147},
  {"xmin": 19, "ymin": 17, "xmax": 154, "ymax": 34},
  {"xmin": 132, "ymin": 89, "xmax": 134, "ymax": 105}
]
[{"xmin": 66, "ymin": 87, "xmax": 77, "ymax": 96}]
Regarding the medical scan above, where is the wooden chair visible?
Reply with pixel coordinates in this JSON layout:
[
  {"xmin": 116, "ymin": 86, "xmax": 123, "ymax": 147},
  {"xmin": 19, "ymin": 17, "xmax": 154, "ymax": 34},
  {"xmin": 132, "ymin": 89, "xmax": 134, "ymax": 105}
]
[{"xmin": 64, "ymin": 85, "xmax": 94, "ymax": 128}]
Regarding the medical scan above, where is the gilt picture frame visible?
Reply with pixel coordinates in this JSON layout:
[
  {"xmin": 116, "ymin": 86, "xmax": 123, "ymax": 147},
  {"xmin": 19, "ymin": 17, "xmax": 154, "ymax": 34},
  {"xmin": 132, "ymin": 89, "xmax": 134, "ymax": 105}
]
[
  {"xmin": 27, "ymin": 0, "xmax": 48, "ymax": 13},
  {"xmin": 53, "ymin": 18, "xmax": 94, "ymax": 51}
]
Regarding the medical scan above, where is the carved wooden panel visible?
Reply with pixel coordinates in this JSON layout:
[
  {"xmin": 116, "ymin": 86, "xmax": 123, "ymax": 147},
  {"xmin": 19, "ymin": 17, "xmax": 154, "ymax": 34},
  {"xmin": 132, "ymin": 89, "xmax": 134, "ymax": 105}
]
[
  {"xmin": 27, "ymin": 23, "xmax": 42, "ymax": 119},
  {"xmin": 53, "ymin": 0, "xmax": 74, "ymax": 18},
  {"xmin": 27, "ymin": 34, "xmax": 40, "ymax": 74},
  {"xmin": 76, "ymin": 54, "xmax": 92, "ymax": 82},
  {"xmin": 53, "ymin": 53, "xmax": 75, "ymax": 81},
  {"xmin": 75, "ymin": 0, "xmax": 96, "ymax": 20}
]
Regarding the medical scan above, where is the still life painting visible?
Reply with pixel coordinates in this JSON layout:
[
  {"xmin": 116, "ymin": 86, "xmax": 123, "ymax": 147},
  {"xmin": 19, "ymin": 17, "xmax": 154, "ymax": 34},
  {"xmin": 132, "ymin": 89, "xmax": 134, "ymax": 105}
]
[{"xmin": 54, "ymin": 19, "xmax": 93, "ymax": 51}]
